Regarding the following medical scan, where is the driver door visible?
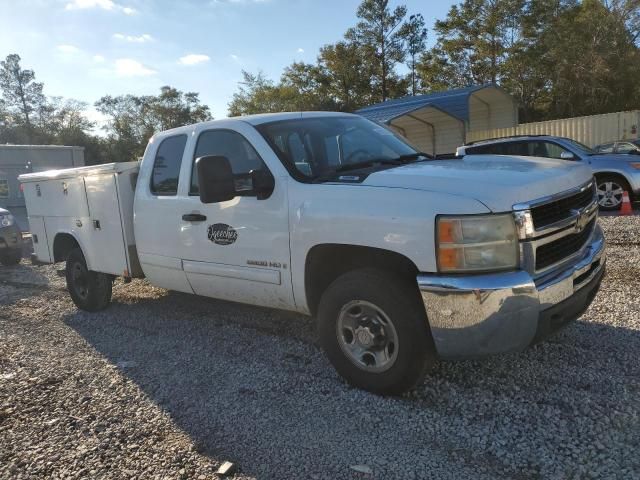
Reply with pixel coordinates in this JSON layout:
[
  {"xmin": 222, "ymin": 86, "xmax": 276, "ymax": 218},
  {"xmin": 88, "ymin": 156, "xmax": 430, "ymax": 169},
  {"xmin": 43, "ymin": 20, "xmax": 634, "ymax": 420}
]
[{"xmin": 179, "ymin": 125, "xmax": 294, "ymax": 310}]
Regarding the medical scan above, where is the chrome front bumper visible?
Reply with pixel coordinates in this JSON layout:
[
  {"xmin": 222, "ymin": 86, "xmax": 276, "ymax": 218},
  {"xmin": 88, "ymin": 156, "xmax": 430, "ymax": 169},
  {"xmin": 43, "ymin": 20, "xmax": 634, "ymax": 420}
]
[{"xmin": 418, "ymin": 224, "xmax": 606, "ymax": 359}]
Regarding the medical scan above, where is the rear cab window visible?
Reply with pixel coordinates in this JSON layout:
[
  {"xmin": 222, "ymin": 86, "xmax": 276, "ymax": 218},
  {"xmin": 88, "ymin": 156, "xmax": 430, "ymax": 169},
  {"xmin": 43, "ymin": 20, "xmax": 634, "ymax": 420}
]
[{"xmin": 150, "ymin": 134, "xmax": 188, "ymax": 196}]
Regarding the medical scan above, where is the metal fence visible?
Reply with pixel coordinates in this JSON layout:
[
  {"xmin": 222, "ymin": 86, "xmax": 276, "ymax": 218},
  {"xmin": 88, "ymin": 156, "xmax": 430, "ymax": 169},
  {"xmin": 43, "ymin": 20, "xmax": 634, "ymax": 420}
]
[{"xmin": 467, "ymin": 110, "xmax": 640, "ymax": 147}]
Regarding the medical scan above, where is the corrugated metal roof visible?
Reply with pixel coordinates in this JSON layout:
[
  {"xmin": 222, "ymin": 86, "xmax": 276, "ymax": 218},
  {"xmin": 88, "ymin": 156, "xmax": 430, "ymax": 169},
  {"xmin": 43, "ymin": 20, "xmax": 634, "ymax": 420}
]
[{"xmin": 357, "ymin": 85, "xmax": 493, "ymax": 124}]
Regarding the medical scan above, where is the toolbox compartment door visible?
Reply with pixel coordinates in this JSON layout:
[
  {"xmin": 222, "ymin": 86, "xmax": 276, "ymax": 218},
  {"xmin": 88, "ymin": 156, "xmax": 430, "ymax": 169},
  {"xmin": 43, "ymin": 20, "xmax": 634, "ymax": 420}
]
[
  {"xmin": 83, "ymin": 174, "xmax": 129, "ymax": 276},
  {"xmin": 29, "ymin": 217, "xmax": 51, "ymax": 263}
]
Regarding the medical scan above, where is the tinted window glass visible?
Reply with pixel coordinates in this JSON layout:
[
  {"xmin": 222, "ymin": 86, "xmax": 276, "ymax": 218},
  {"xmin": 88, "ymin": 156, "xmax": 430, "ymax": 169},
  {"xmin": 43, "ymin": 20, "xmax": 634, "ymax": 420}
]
[
  {"xmin": 465, "ymin": 144, "xmax": 502, "ymax": 154},
  {"xmin": 466, "ymin": 142, "xmax": 523, "ymax": 155},
  {"xmin": 191, "ymin": 130, "xmax": 265, "ymax": 194},
  {"xmin": 150, "ymin": 135, "xmax": 187, "ymax": 196},
  {"xmin": 528, "ymin": 141, "xmax": 569, "ymax": 159},
  {"xmin": 543, "ymin": 142, "xmax": 569, "ymax": 159},
  {"xmin": 616, "ymin": 143, "xmax": 637, "ymax": 153},
  {"xmin": 597, "ymin": 143, "xmax": 614, "ymax": 153},
  {"xmin": 501, "ymin": 142, "xmax": 528, "ymax": 155}
]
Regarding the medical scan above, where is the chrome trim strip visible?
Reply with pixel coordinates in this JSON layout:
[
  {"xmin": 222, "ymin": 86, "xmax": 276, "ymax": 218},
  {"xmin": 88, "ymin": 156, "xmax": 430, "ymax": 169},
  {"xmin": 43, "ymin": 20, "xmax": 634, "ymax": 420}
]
[
  {"xmin": 519, "ymin": 208, "xmax": 598, "ymax": 277},
  {"xmin": 512, "ymin": 178, "xmax": 595, "ymax": 211},
  {"xmin": 514, "ymin": 191, "xmax": 598, "ymax": 241},
  {"xmin": 529, "ymin": 198, "xmax": 598, "ymax": 239}
]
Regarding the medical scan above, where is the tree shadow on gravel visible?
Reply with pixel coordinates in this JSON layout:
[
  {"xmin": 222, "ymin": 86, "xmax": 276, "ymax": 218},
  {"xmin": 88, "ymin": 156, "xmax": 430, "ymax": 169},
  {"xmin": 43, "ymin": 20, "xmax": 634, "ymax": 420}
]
[{"xmin": 62, "ymin": 286, "xmax": 640, "ymax": 479}]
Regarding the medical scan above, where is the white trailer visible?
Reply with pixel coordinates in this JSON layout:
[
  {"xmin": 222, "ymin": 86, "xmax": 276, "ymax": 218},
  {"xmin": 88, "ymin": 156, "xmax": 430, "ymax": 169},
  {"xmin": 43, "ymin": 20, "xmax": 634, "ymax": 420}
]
[{"xmin": 20, "ymin": 162, "xmax": 142, "ymax": 278}]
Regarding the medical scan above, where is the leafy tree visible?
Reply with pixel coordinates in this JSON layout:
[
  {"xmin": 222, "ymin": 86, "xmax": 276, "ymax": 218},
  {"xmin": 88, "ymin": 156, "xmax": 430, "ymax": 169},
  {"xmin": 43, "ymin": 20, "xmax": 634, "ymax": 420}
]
[
  {"xmin": 96, "ymin": 86, "xmax": 212, "ymax": 161},
  {"xmin": 399, "ymin": 14, "xmax": 428, "ymax": 95},
  {"xmin": 346, "ymin": 0, "xmax": 408, "ymax": 102},
  {"xmin": 280, "ymin": 62, "xmax": 338, "ymax": 111},
  {"xmin": 541, "ymin": 0, "xmax": 640, "ymax": 118},
  {"xmin": 318, "ymin": 40, "xmax": 380, "ymax": 111},
  {"xmin": 228, "ymin": 71, "xmax": 289, "ymax": 116},
  {"xmin": 420, "ymin": 0, "xmax": 519, "ymax": 89},
  {"xmin": 0, "ymin": 54, "xmax": 46, "ymax": 140}
]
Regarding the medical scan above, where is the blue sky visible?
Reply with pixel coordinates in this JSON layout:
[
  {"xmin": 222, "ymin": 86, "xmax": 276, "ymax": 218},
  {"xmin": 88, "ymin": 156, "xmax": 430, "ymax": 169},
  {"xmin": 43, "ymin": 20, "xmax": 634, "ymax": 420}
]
[{"xmin": 0, "ymin": 0, "xmax": 458, "ymax": 126}]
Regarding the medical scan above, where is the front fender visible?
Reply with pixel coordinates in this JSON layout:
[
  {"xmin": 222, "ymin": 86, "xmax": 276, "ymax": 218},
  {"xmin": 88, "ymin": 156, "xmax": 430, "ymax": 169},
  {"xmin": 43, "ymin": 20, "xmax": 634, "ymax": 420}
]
[
  {"xmin": 287, "ymin": 180, "xmax": 490, "ymax": 312},
  {"xmin": 589, "ymin": 161, "xmax": 640, "ymax": 193}
]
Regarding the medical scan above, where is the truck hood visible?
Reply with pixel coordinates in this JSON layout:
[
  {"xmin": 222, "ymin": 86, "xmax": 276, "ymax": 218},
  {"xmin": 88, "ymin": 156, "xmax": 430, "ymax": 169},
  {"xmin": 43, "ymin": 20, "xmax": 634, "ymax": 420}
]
[{"xmin": 362, "ymin": 155, "xmax": 593, "ymax": 212}]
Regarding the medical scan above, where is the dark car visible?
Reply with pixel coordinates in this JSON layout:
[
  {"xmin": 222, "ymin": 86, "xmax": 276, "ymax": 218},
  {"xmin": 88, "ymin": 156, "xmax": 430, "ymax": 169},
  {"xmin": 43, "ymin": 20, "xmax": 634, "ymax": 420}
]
[
  {"xmin": 0, "ymin": 207, "xmax": 23, "ymax": 266},
  {"xmin": 594, "ymin": 140, "xmax": 640, "ymax": 155}
]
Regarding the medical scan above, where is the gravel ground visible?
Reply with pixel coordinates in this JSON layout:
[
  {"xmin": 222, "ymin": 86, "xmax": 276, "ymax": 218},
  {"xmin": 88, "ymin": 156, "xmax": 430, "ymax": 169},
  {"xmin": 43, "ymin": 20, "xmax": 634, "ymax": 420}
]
[{"xmin": 1, "ymin": 216, "xmax": 639, "ymax": 479}]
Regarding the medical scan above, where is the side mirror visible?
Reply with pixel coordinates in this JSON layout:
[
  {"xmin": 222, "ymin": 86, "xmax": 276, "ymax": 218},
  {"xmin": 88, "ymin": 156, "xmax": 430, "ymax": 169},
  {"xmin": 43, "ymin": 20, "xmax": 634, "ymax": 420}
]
[
  {"xmin": 196, "ymin": 155, "xmax": 236, "ymax": 204},
  {"xmin": 560, "ymin": 151, "xmax": 575, "ymax": 160},
  {"xmin": 251, "ymin": 169, "xmax": 275, "ymax": 200}
]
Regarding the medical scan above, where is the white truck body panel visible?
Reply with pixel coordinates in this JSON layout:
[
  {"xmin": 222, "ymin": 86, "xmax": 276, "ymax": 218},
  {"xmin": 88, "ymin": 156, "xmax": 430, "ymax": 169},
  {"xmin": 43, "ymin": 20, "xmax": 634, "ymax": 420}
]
[{"xmin": 20, "ymin": 162, "xmax": 140, "ymax": 277}]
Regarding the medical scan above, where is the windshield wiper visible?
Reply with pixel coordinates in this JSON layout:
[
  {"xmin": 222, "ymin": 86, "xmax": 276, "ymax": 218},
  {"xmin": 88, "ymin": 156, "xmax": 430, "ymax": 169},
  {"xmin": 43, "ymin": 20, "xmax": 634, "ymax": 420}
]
[
  {"xmin": 396, "ymin": 152, "xmax": 433, "ymax": 162},
  {"xmin": 334, "ymin": 158, "xmax": 402, "ymax": 173},
  {"xmin": 311, "ymin": 153, "xmax": 432, "ymax": 183},
  {"xmin": 311, "ymin": 158, "xmax": 401, "ymax": 183}
]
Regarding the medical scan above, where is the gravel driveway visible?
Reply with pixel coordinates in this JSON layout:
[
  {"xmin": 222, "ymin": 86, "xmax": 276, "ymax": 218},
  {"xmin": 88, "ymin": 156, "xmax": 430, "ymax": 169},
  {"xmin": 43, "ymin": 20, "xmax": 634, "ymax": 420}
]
[{"xmin": 1, "ymin": 217, "xmax": 639, "ymax": 479}]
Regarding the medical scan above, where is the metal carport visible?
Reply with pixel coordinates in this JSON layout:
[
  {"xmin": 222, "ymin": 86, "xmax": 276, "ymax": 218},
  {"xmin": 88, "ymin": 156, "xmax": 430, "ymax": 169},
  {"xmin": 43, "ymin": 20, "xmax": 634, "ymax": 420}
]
[{"xmin": 357, "ymin": 85, "xmax": 518, "ymax": 155}]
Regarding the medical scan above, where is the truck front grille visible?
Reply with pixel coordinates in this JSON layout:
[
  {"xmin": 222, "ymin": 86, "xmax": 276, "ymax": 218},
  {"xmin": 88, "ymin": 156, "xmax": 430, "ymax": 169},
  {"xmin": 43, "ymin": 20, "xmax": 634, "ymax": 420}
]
[
  {"xmin": 531, "ymin": 184, "xmax": 595, "ymax": 229},
  {"xmin": 535, "ymin": 219, "xmax": 596, "ymax": 270}
]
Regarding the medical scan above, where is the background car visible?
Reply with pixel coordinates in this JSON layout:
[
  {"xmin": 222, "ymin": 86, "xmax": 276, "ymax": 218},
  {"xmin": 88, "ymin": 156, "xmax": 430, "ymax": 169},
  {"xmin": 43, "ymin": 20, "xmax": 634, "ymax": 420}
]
[
  {"xmin": 0, "ymin": 207, "xmax": 23, "ymax": 266},
  {"xmin": 457, "ymin": 135, "xmax": 640, "ymax": 210},
  {"xmin": 594, "ymin": 140, "xmax": 640, "ymax": 155}
]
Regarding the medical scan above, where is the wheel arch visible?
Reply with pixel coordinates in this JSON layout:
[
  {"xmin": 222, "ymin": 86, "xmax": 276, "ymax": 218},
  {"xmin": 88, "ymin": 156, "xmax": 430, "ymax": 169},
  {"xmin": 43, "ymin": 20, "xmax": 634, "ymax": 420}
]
[
  {"xmin": 594, "ymin": 171, "xmax": 631, "ymax": 188},
  {"xmin": 53, "ymin": 232, "xmax": 83, "ymax": 264},
  {"xmin": 304, "ymin": 243, "xmax": 420, "ymax": 317}
]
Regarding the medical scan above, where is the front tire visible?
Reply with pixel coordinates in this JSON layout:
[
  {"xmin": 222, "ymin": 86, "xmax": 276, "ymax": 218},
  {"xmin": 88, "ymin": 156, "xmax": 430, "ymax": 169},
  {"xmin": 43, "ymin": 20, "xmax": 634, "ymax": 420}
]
[
  {"xmin": 66, "ymin": 248, "xmax": 112, "ymax": 312},
  {"xmin": 318, "ymin": 268, "xmax": 436, "ymax": 395}
]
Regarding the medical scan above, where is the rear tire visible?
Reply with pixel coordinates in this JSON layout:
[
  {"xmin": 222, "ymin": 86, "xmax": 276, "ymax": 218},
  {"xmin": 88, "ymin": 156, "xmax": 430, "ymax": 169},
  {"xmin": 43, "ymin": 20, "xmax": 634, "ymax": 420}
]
[
  {"xmin": 66, "ymin": 248, "xmax": 112, "ymax": 312},
  {"xmin": 596, "ymin": 175, "xmax": 631, "ymax": 211},
  {"xmin": 0, "ymin": 249, "xmax": 22, "ymax": 266},
  {"xmin": 318, "ymin": 268, "xmax": 436, "ymax": 395}
]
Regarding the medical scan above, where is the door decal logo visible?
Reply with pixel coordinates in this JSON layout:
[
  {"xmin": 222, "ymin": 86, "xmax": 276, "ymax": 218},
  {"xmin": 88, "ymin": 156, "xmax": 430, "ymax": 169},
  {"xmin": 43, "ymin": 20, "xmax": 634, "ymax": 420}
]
[{"xmin": 208, "ymin": 223, "xmax": 238, "ymax": 245}]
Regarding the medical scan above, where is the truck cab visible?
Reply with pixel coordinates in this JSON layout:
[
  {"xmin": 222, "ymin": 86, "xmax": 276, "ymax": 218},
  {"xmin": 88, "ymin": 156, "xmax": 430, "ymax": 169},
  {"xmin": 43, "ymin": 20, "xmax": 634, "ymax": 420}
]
[{"xmin": 20, "ymin": 112, "xmax": 606, "ymax": 395}]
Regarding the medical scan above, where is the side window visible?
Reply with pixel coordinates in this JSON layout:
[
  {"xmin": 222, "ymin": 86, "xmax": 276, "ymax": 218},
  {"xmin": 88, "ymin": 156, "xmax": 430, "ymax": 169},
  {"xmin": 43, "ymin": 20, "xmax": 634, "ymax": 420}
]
[
  {"xmin": 150, "ymin": 135, "xmax": 188, "ymax": 196},
  {"xmin": 465, "ymin": 144, "xmax": 500, "ymax": 154},
  {"xmin": 543, "ymin": 142, "xmax": 569, "ymax": 159},
  {"xmin": 616, "ymin": 143, "xmax": 636, "ymax": 154},
  {"xmin": 598, "ymin": 143, "xmax": 614, "ymax": 153},
  {"xmin": 528, "ymin": 141, "xmax": 569, "ymax": 159},
  {"xmin": 191, "ymin": 130, "xmax": 266, "ymax": 194},
  {"xmin": 501, "ymin": 142, "xmax": 528, "ymax": 156}
]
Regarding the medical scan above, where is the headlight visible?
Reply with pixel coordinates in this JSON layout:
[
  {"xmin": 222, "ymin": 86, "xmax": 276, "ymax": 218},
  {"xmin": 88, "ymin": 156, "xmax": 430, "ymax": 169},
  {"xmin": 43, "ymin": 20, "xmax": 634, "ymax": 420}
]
[
  {"xmin": 436, "ymin": 214, "xmax": 518, "ymax": 273},
  {"xmin": 0, "ymin": 214, "xmax": 14, "ymax": 227}
]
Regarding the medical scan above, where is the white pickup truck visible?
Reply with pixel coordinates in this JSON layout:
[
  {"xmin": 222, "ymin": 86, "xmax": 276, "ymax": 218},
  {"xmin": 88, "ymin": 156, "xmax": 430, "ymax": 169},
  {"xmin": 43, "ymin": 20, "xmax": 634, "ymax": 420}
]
[{"xmin": 20, "ymin": 112, "xmax": 606, "ymax": 394}]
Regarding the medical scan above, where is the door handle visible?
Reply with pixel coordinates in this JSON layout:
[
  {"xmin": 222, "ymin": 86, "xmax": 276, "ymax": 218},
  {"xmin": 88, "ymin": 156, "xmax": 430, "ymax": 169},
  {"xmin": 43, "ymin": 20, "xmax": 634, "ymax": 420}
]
[{"xmin": 182, "ymin": 213, "xmax": 207, "ymax": 222}]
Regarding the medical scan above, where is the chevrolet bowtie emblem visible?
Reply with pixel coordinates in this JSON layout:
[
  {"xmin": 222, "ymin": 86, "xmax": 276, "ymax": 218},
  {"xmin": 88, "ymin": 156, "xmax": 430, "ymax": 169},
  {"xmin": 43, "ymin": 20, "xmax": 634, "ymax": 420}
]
[{"xmin": 572, "ymin": 208, "xmax": 590, "ymax": 233}]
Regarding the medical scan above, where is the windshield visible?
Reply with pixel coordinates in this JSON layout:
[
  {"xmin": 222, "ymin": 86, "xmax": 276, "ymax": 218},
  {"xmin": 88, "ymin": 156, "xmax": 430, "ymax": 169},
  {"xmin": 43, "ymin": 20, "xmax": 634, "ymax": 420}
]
[
  {"xmin": 257, "ymin": 116, "xmax": 427, "ymax": 181},
  {"xmin": 564, "ymin": 138, "xmax": 594, "ymax": 155}
]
